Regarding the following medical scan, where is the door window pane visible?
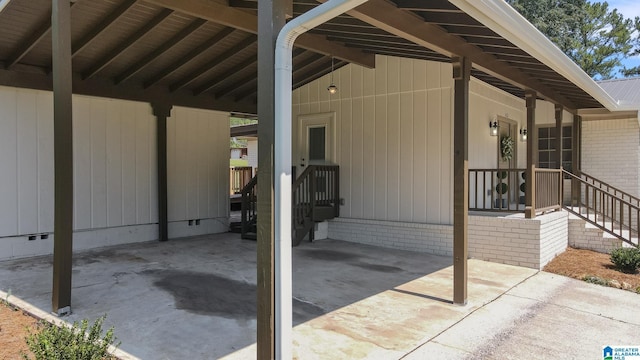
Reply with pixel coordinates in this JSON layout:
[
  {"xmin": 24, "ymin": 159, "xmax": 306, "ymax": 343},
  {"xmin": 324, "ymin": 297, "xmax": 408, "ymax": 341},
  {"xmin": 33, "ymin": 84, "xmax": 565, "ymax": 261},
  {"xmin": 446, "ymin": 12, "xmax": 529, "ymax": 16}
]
[{"xmin": 309, "ymin": 127, "xmax": 326, "ymax": 161}]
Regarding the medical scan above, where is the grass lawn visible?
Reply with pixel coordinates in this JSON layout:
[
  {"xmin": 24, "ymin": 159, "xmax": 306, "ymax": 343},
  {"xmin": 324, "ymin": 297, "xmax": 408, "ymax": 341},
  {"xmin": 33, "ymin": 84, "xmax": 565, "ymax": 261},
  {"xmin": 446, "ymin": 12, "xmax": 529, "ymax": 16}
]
[{"xmin": 230, "ymin": 159, "xmax": 249, "ymax": 167}]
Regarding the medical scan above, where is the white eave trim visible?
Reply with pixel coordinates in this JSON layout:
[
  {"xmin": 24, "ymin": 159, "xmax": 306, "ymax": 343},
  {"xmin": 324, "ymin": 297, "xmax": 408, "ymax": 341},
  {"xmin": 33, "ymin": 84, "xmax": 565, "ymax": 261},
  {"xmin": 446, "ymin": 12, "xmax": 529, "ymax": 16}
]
[
  {"xmin": 448, "ymin": 0, "xmax": 637, "ymax": 112},
  {"xmin": 0, "ymin": 0, "xmax": 11, "ymax": 13}
]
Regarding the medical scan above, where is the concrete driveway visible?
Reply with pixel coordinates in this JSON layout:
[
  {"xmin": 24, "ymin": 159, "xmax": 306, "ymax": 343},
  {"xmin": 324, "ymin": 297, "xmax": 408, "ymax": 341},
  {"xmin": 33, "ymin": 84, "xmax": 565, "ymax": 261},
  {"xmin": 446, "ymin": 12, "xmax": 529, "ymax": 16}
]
[{"xmin": 0, "ymin": 233, "xmax": 638, "ymax": 359}]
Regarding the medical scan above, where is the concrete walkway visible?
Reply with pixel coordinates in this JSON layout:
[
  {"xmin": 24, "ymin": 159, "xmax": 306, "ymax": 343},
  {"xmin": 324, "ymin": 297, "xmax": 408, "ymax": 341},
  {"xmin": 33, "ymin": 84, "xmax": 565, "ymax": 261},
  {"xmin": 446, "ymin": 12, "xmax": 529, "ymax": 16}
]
[{"xmin": 0, "ymin": 233, "xmax": 638, "ymax": 359}]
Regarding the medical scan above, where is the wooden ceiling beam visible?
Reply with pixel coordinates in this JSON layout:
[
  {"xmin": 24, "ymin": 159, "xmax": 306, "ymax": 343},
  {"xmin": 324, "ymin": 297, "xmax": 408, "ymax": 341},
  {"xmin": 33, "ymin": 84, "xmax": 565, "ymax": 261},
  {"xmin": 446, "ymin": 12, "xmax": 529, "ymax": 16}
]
[
  {"xmin": 312, "ymin": 24, "xmax": 392, "ymax": 37},
  {"xmin": 193, "ymin": 56, "xmax": 257, "ymax": 96},
  {"xmin": 349, "ymin": 42, "xmax": 443, "ymax": 57},
  {"xmin": 144, "ymin": 0, "xmax": 375, "ymax": 68},
  {"xmin": 336, "ymin": 0, "xmax": 576, "ymax": 109},
  {"xmin": 194, "ymin": 48, "xmax": 304, "ymax": 96},
  {"xmin": 114, "ymin": 18, "xmax": 207, "ymax": 84},
  {"xmin": 143, "ymin": 27, "xmax": 234, "ymax": 88},
  {"xmin": 82, "ymin": 8, "xmax": 173, "ymax": 80},
  {"xmin": 480, "ymin": 45, "xmax": 530, "ymax": 57},
  {"xmin": 445, "ymin": 25, "xmax": 502, "ymax": 39},
  {"xmin": 0, "ymin": 66, "xmax": 256, "ymax": 113},
  {"xmin": 463, "ymin": 36, "xmax": 517, "ymax": 48},
  {"xmin": 362, "ymin": 49, "xmax": 449, "ymax": 63},
  {"xmin": 293, "ymin": 53, "xmax": 327, "ymax": 74},
  {"xmin": 5, "ymin": 2, "xmax": 77, "ymax": 70},
  {"xmin": 293, "ymin": 59, "xmax": 346, "ymax": 89},
  {"xmin": 233, "ymin": 83, "xmax": 260, "ymax": 102},
  {"xmin": 72, "ymin": 0, "xmax": 137, "ymax": 57},
  {"xmin": 418, "ymin": 12, "xmax": 483, "ymax": 27},
  {"xmin": 5, "ymin": 13, "xmax": 52, "ymax": 69},
  {"xmin": 394, "ymin": 0, "xmax": 460, "ymax": 12},
  {"xmin": 325, "ymin": 33, "xmax": 426, "ymax": 49},
  {"xmin": 311, "ymin": 26, "xmax": 396, "ymax": 39},
  {"xmin": 228, "ymin": 53, "xmax": 326, "ymax": 101},
  {"xmin": 228, "ymin": 0, "xmax": 257, "ymax": 9},
  {"xmin": 215, "ymin": 72, "xmax": 257, "ymax": 99},
  {"xmin": 169, "ymin": 35, "xmax": 257, "ymax": 92}
]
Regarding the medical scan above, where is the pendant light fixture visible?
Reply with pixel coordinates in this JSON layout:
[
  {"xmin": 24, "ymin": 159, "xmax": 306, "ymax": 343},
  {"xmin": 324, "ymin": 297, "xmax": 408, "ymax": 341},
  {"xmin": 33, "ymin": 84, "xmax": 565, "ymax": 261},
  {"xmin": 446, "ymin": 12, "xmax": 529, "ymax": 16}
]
[{"xmin": 327, "ymin": 56, "xmax": 338, "ymax": 95}]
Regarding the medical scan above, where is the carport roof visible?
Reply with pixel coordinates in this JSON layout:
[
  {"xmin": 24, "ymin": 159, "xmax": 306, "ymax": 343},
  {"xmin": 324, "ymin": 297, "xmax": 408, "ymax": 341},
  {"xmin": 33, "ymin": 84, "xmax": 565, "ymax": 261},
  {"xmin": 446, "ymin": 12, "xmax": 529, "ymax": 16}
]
[{"xmin": 0, "ymin": 0, "xmax": 624, "ymax": 114}]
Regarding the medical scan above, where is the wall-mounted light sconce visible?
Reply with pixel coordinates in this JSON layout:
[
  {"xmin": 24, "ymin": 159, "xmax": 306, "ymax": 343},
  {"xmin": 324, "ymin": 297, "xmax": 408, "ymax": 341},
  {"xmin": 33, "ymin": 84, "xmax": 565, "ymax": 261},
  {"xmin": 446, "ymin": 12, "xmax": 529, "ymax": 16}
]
[
  {"xmin": 489, "ymin": 121, "xmax": 498, "ymax": 136},
  {"xmin": 327, "ymin": 56, "xmax": 338, "ymax": 95},
  {"xmin": 519, "ymin": 128, "xmax": 528, "ymax": 141}
]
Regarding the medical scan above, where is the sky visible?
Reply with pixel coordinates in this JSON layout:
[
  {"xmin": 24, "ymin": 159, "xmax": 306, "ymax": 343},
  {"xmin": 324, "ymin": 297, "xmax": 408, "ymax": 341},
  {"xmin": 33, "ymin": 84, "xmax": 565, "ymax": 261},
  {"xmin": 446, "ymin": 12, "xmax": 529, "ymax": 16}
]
[{"xmin": 607, "ymin": 0, "xmax": 640, "ymax": 75}]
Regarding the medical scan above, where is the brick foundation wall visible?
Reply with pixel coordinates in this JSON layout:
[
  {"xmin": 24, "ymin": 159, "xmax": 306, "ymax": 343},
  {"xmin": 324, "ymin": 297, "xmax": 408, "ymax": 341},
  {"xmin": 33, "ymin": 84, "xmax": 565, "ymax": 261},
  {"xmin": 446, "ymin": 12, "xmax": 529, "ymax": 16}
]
[
  {"xmin": 568, "ymin": 215, "xmax": 622, "ymax": 254},
  {"xmin": 468, "ymin": 212, "xmax": 567, "ymax": 269},
  {"xmin": 539, "ymin": 212, "xmax": 570, "ymax": 267},
  {"xmin": 328, "ymin": 218, "xmax": 453, "ymax": 256},
  {"xmin": 328, "ymin": 212, "xmax": 568, "ymax": 269}
]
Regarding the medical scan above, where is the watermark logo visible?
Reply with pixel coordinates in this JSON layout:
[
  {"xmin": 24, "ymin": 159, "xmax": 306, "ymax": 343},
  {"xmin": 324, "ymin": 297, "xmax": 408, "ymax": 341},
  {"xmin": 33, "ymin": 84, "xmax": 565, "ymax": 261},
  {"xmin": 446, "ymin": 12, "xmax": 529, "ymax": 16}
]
[{"xmin": 603, "ymin": 345, "xmax": 640, "ymax": 360}]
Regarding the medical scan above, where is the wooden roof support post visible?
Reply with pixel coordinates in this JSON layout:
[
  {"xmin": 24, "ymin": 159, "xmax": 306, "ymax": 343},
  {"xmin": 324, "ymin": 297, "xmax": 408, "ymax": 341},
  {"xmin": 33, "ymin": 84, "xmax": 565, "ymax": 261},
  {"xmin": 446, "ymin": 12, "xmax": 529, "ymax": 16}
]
[
  {"xmin": 571, "ymin": 114, "xmax": 582, "ymax": 206},
  {"xmin": 554, "ymin": 104, "xmax": 563, "ymax": 169},
  {"xmin": 153, "ymin": 103, "xmax": 173, "ymax": 242},
  {"xmin": 452, "ymin": 56, "xmax": 470, "ymax": 306},
  {"xmin": 51, "ymin": 0, "xmax": 73, "ymax": 316},
  {"xmin": 257, "ymin": 0, "xmax": 289, "ymax": 357},
  {"xmin": 524, "ymin": 91, "xmax": 537, "ymax": 219}
]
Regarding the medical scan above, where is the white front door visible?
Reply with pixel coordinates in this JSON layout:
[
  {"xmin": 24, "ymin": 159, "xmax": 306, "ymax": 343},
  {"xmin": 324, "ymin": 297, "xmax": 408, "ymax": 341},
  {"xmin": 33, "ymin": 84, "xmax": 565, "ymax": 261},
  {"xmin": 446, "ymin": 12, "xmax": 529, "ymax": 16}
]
[{"xmin": 297, "ymin": 112, "xmax": 335, "ymax": 176}]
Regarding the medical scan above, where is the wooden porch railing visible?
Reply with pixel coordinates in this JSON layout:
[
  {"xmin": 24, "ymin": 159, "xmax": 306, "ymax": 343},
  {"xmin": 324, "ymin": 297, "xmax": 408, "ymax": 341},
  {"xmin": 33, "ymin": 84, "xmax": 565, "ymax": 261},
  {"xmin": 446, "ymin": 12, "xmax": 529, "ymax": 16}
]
[
  {"xmin": 239, "ymin": 165, "xmax": 340, "ymax": 245},
  {"xmin": 240, "ymin": 175, "xmax": 258, "ymax": 239},
  {"xmin": 563, "ymin": 169, "xmax": 639, "ymax": 247},
  {"xmin": 230, "ymin": 166, "xmax": 253, "ymax": 195},
  {"xmin": 469, "ymin": 167, "xmax": 562, "ymax": 216},
  {"xmin": 534, "ymin": 168, "xmax": 563, "ymax": 213},
  {"xmin": 292, "ymin": 165, "xmax": 340, "ymax": 245},
  {"xmin": 468, "ymin": 168, "xmax": 526, "ymax": 212},
  {"xmin": 579, "ymin": 172, "xmax": 640, "ymax": 209}
]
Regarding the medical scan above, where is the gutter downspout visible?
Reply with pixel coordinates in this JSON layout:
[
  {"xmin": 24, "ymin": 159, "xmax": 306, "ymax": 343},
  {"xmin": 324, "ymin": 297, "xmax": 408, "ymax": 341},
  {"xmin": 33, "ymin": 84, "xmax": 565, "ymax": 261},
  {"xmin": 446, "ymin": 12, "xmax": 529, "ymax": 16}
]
[{"xmin": 274, "ymin": 0, "xmax": 368, "ymax": 358}]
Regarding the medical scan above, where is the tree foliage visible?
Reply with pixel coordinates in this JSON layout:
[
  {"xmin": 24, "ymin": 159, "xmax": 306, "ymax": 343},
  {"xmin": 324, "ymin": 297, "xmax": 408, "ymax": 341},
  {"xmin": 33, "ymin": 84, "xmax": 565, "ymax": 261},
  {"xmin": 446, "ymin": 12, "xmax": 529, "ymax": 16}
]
[
  {"xmin": 622, "ymin": 18, "xmax": 640, "ymax": 77},
  {"xmin": 507, "ymin": 0, "xmax": 636, "ymax": 79}
]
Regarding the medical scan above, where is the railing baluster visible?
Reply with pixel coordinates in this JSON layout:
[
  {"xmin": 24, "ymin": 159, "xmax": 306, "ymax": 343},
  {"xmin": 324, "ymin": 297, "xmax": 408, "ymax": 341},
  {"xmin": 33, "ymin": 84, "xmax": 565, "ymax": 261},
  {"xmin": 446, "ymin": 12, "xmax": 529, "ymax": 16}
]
[{"xmin": 620, "ymin": 199, "xmax": 624, "ymax": 235}]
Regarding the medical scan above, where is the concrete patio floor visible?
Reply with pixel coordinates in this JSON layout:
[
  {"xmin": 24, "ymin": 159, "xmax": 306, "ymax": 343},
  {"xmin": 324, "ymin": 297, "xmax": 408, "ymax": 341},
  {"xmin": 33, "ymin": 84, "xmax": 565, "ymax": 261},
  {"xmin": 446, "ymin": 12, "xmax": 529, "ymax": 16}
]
[{"xmin": 1, "ymin": 233, "xmax": 638, "ymax": 359}]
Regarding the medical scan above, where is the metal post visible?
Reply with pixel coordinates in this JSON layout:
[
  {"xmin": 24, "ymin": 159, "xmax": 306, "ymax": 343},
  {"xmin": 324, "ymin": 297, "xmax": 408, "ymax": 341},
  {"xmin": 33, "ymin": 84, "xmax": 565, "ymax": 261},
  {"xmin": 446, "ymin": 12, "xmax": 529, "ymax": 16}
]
[
  {"xmin": 51, "ymin": 0, "xmax": 73, "ymax": 316},
  {"xmin": 153, "ymin": 103, "xmax": 172, "ymax": 242},
  {"xmin": 524, "ymin": 91, "xmax": 537, "ymax": 219},
  {"xmin": 452, "ymin": 56, "xmax": 470, "ymax": 305}
]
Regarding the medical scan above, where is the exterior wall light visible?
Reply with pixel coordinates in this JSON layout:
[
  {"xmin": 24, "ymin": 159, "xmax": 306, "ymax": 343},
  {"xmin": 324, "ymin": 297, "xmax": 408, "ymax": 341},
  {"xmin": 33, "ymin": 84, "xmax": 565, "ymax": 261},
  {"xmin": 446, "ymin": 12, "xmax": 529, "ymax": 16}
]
[
  {"xmin": 520, "ymin": 128, "xmax": 527, "ymax": 141},
  {"xmin": 489, "ymin": 121, "xmax": 498, "ymax": 136}
]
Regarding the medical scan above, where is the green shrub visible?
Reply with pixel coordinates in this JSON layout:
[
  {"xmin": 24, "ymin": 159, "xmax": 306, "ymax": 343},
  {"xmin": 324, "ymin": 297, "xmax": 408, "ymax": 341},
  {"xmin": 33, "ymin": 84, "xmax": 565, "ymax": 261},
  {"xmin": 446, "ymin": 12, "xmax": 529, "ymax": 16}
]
[
  {"xmin": 22, "ymin": 315, "xmax": 119, "ymax": 360},
  {"xmin": 609, "ymin": 247, "xmax": 640, "ymax": 274},
  {"xmin": 583, "ymin": 275, "xmax": 609, "ymax": 286}
]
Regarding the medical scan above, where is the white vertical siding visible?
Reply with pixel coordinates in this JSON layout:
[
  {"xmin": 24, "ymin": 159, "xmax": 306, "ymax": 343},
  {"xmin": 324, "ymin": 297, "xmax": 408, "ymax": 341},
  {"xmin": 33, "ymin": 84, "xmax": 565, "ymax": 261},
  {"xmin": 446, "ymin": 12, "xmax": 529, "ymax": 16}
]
[
  {"xmin": 292, "ymin": 55, "xmax": 456, "ymax": 224},
  {"xmin": 37, "ymin": 92, "xmax": 54, "ymax": 232},
  {"xmin": 17, "ymin": 91, "xmax": 39, "ymax": 235},
  {"xmin": 292, "ymin": 55, "xmax": 529, "ymax": 226},
  {"xmin": 468, "ymin": 78, "xmax": 526, "ymax": 169},
  {"xmin": 105, "ymin": 103, "xmax": 123, "ymax": 227},
  {"xmin": 0, "ymin": 86, "xmax": 229, "ymax": 247},
  {"xmin": 0, "ymin": 87, "xmax": 18, "ymax": 236},
  {"xmin": 71, "ymin": 96, "xmax": 157, "ymax": 230},
  {"xmin": 167, "ymin": 107, "xmax": 229, "ymax": 222}
]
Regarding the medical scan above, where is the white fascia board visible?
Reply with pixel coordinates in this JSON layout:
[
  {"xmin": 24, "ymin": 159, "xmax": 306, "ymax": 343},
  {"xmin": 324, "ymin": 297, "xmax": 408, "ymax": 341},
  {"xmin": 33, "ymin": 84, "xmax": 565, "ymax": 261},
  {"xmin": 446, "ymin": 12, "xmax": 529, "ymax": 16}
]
[
  {"xmin": 448, "ymin": 0, "xmax": 636, "ymax": 112},
  {"xmin": 0, "ymin": 0, "xmax": 11, "ymax": 13}
]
